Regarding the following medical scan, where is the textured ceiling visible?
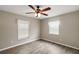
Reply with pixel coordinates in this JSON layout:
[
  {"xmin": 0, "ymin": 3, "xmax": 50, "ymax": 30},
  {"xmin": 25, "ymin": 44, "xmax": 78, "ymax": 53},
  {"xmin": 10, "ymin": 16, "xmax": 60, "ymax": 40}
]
[{"xmin": 0, "ymin": 5, "xmax": 79, "ymax": 19}]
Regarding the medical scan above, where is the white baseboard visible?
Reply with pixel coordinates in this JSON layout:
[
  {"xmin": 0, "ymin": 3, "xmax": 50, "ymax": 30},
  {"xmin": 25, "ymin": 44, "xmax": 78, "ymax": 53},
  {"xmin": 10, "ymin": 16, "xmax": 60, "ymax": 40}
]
[
  {"xmin": 41, "ymin": 38, "xmax": 79, "ymax": 50},
  {"xmin": 0, "ymin": 39, "xmax": 38, "ymax": 52}
]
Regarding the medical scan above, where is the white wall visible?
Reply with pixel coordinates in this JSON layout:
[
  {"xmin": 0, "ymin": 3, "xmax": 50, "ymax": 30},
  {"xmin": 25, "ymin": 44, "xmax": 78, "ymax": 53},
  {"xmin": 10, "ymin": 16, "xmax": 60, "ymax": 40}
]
[
  {"xmin": 40, "ymin": 11, "xmax": 79, "ymax": 49},
  {"xmin": 0, "ymin": 11, "xmax": 40, "ymax": 51}
]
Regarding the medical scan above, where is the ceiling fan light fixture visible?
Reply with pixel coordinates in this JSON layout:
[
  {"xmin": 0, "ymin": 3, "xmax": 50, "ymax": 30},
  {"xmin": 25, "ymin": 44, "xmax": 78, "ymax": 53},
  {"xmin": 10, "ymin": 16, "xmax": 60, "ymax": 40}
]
[
  {"xmin": 35, "ymin": 13, "xmax": 41, "ymax": 17},
  {"xmin": 38, "ymin": 13, "xmax": 41, "ymax": 17}
]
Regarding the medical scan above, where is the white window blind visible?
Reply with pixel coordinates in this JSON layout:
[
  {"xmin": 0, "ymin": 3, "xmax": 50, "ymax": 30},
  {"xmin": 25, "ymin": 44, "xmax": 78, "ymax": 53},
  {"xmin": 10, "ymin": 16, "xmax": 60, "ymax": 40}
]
[
  {"xmin": 48, "ymin": 20, "xmax": 60, "ymax": 35},
  {"xmin": 18, "ymin": 19, "xmax": 29, "ymax": 40}
]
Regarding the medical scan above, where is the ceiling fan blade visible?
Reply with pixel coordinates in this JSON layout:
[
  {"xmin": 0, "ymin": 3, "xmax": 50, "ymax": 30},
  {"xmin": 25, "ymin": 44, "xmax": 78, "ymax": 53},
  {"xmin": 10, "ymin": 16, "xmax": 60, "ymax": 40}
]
[
  {"xmin": 25, "ymin": 12, "xmax": 35, "ymax": 14},
  {"xmin": 41, "ymin": 7, "xmax": 51, "ymax": 12},
  {"xmin": 41, "ymin": 13, "xmax": 48, "ymax": 16},
  {"xmin": 28, "ymin": 5, "xmax": 35, "ymax": 11}
]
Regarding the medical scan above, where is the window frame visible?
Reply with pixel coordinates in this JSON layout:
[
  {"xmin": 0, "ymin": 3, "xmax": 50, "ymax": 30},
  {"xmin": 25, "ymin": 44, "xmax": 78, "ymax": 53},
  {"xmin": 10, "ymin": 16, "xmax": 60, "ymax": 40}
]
[
  {"xmin": 48, "ymin": 20, "xmax": 60, "ymax": 35},
  {"xmin": 17, "ymin": 19, "xmax": 30, "ymax": 40}
]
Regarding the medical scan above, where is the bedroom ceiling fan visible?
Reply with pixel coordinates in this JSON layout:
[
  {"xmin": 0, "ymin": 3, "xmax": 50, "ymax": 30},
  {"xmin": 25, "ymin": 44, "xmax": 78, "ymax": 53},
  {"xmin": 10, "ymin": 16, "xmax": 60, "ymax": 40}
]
[{"xmin": 25, "ymin": 5, "xmax": 51, "ymax": 17}]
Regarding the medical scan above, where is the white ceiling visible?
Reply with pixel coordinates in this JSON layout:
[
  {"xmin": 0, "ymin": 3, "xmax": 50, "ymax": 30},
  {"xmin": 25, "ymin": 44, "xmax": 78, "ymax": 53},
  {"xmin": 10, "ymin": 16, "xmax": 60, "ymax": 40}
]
[{"xmin": 0, "ymin": 5, "xmax": 79, "ymax": 19}]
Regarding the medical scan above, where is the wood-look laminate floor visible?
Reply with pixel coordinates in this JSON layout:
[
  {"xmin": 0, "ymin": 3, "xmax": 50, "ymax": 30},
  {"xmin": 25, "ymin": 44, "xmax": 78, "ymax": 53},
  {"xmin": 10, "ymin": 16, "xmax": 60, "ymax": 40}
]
[{"xmin": 0, "ymin": 40, "xmax": 79, "ymax": 54}]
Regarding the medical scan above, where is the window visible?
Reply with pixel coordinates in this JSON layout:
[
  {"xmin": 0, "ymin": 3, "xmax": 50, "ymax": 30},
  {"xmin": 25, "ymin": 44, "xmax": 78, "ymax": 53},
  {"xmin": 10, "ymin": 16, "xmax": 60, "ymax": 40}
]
[
  {"xmin": 18, "ymin": 19, "xmax": 30, "ymax": 40},
  {"xmin": 48, "ymin": 20, "xmax": 60, "ymax": 35}
]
